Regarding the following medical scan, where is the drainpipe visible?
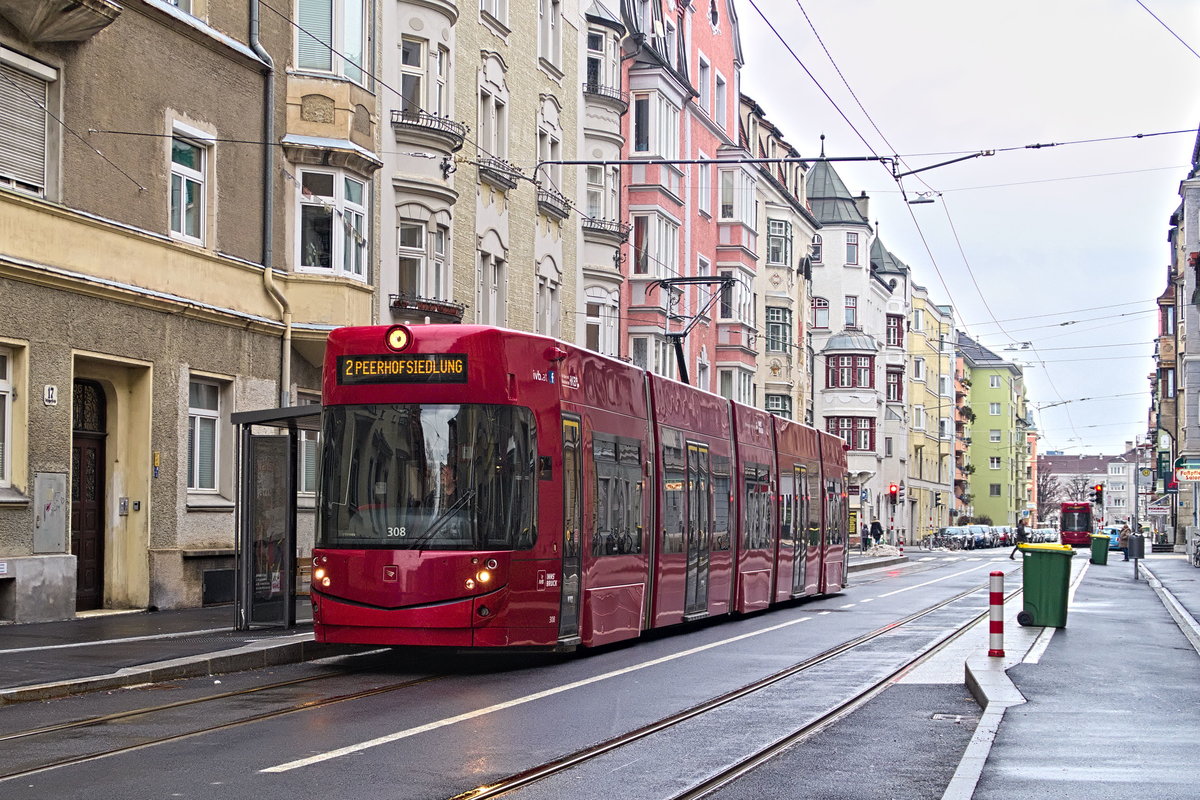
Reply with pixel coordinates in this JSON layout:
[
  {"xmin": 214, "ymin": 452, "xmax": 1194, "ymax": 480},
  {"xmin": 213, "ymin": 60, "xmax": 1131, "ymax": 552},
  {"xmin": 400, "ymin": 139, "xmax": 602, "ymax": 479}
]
[{"xmin": 250, "ymin": 0, "xmax": 291, "ymax": 407}]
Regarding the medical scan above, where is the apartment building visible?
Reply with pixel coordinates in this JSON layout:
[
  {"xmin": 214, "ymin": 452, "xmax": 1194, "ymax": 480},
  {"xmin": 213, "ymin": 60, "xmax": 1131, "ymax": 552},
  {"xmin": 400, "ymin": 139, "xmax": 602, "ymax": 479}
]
[
  {"xmin": 959, "ymin": 333, "xmax": 1027, "ymax": 525},
  {"xmin": 0, "ymin": 0, "xmax": 378, "ymax": 620}
]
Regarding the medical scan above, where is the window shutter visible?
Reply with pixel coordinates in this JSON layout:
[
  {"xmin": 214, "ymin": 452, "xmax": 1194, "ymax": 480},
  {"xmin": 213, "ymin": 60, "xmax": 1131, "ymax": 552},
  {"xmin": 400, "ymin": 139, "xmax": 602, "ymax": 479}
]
[{"xmin": 0, "ymin": 62, "xmax": 48, "ymax": 193}]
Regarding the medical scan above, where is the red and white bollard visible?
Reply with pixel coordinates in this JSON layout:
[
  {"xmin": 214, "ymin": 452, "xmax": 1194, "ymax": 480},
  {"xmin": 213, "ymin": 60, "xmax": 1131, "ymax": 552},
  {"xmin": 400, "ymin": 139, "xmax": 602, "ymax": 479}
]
[{"xmin": 988, "ymin": 570, "xmax": 1005, "ymax": 658}]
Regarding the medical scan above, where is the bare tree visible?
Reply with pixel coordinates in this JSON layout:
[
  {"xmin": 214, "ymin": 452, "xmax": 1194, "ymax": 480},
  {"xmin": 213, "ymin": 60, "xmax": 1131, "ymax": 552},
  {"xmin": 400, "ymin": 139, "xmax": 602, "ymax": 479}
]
[
  {"xmin": 1037, "ymin": 467, "xmax": 1062, "ymax": 521},
  {"xmin": 1065, "ymin": 476, "xmax": 1091, "ymax": 501}
]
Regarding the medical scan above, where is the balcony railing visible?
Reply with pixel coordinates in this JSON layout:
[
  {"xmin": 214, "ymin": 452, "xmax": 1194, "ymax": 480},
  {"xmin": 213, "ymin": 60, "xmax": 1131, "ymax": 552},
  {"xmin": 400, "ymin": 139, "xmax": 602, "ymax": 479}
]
[
  {"xmin": 581, "ymin": 217, "xmax": 631, "ymax": 243},
  {"xmin": 478, "ymin": 155, "xmax": 522, "ymax": 190},
  {"xmin": 388, "ymin": 292, "xmax": 466, "ymax": 323},
  {"xmin": 537, "ymin": 187, "xmax": 571, "ymax": 220},
  {"xmin": 582, "ymin": 81, "xmax": 629, "ymax": 112},
  {"xmin": 390, "ymin": 108, "xmax": 467, "ymax": 152}
]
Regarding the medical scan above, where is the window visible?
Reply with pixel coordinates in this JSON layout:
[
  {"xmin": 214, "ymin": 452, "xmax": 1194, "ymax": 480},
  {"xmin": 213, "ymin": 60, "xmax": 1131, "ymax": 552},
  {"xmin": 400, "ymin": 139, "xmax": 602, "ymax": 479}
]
[
  {"xmin": 479, "ymin": 87, "xmax": 508, "ymax": 159},
  {"xmin": 632, "ymin": 91, "xmax": 678, "ymax": 157},
  {"xmin": 536, "ymin": 258, "xmax": 561, "ymax": 337},
  {"xmin": 767, "ymin": 220, "xmax": 792, "ymax": 266},
  {"xmin": 766, "ymin": 308, "xmax": 791, "ymax": 353},
  {"xmin": 912, "ymin": 308, "xmax": 924, "ymax": 331},
  {"xmin": 719, "ymin": 168, "xmax": 752, "ymax": 221},
  {"xmin": 845, "ymin": 232, "xmax": 859, "ymax": 265},
  {"xmin": 827, "ymin": 416, "xmax": 874, "ymax": 451},
  {"xmin": 766, "ymin": 394, "xmax": 792, "ymax": 419},
  {"xmin": 0, "ymin": 348, "xmax": 9, "ymax": 487},
  {"xmin": 989, "ymin": 375, "xmax": 1001, "ymax": 389},
  {"xmin": 697, "ymin": 56, "xmax": 711, "ymax": 113},
  {"xmin": 886, "ymin": 314, "xmax": 903, "ymax": 347},
  {"xmin": 400, "ymin": 38, "xmax": 424, "ymax": 114},
  {"xmin": 989, "ymin": 429, "xmax": 1001, "ymax": 443},
  {"xmin": 886, "ymin": 369, "xmax": 903, "ymax": 402},
  {"xmin": 585, "ymin": 288, "xmax": 619, "ymax": 356},
  {"xmin": 0, "ymin": 51, "xmax": 56, "ymax": 197},
  {"xmin": 718, "ymin": 368, "xmax": 754, "ymax": 404},
  {"xmin": 939, "ymin": 375, "xmax": 951, "ymax": 397},
  {"xmin": 1161, "ymin": 367, "xmax": 1176, "ymax": 399},
  {"xmin": 714, "ymin": 74, "xmax": 726, "ymax": 130},
  {"xmin": 811, "ymin": 234, "xmax": 822, "ymax": 263},
  {"xmin": 537, "ymin": 125, "xmax": 562, "ymax": 192},
  {"xmin": 538, "ymin": 0, "xmax": 562, "ymax": 67},
  {"xmin": 585, "ymin": 28, "xmax": 619, "ymax": 92},
  {"xmin": 630, "ymin": 213, "xmax": 678, "ymax": 277},
  {"xmin": 1108, "ymin": 464, "xmax": 1124, "ymax": 475},
  {"xmin": 1161, "ymin": 304, "xmax": 1177, "ymax": 336},
  {"xmin": 187, "ymin": 380, "xmax": 220, "ymax": 492},
  {"xmin": 913, "ymin": 357, "xmax": 925, "ymax": 381},
  {"xmin": 434, "ymin": 46, "xmax": 449, "ymax": 115},
  {"xmin": 480, "ymin": 0, "xmax": 507, "ymax": 25},
  {"xmin": 477, "ymin": 250, "xmax": 507, "ymax": 325},
  {"xmin": 631, "ymin": 334, "xmax": 674, "ymax": 379},
  {"xmin": 826, "ymin": 355, "xmax": 874, "ymax": 389},
  {"xmin": 989, "ymin": 402, "xmax": 1001, "ymax": 416},
  {"xmin": 989, "ymin": 483, "xmax": 1002, "ymax": 497},
  {"xmin": 844, "ymin": 296, "xmax": 858, "ymax": 329},
  {"xmin": 718, "ymin": 270, "xmax": 752, "ymax": 322},
  {"xmin": 913, "ymin": 405, "xmax": 926, "ymax": 430},
  {"xmin": 296, "ymin": 0, "xmax": 367, "ymax": 84},
  {"xmin": 885, "ymin": 436, "xmax": 893, "ymax": 457},
  {"xmin": 989, "ymin": 456, "xmax": 1001, "ymax": 470},
  {"xmin": 697, "ymin": 153, "xmax": 711, "ymax": 215},
  {"xmin": 297, "ymin": 169, "xmax": 368, "ymax": 279},
  {"xmin": 170, "ymin": 137, "xmax": 205, "ymax": 243},
  {"xmin": 812, "ymin": 297, "xmax": 829, "ymax": 329},
  {"xmin": 939, "ymin": 418, "xmax": 951, "ymax": 439},
  {"xmin": 397, "ymin": 220, "xmax": 449, "ymax": 301}
]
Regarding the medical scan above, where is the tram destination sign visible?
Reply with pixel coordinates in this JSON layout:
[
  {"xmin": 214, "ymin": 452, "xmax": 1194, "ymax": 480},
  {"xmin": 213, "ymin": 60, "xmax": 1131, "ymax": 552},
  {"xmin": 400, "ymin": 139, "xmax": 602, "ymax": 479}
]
[{"xmin": 338, "ymin": 354, "xmax": 468, "ymax": 385}]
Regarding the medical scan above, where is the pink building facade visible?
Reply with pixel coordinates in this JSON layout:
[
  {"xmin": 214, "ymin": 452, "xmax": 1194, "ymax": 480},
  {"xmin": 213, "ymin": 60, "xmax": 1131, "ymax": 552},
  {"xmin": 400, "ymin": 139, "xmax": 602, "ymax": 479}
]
[{"xmin": 620, "ymin": 0, "xmax": 756, "ymax": 399}]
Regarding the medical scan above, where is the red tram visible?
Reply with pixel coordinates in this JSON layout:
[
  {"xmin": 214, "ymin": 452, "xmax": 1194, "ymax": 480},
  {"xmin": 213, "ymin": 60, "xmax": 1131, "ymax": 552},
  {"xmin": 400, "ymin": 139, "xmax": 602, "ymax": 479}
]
[
  {"xmin": 311, "ymin": 325, "xmax": 848, "ymax": 650},
  {"xmin": 1058, "ymin": 502, "xmax": 1093, "ymax": 547}
]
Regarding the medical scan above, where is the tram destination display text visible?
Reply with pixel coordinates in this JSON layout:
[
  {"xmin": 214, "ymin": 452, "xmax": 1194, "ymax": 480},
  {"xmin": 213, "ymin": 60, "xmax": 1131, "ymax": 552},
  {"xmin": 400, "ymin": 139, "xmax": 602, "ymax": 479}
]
[{"xmin": 338, "ymin": 354, "xmax": 468, "ymax": 385}]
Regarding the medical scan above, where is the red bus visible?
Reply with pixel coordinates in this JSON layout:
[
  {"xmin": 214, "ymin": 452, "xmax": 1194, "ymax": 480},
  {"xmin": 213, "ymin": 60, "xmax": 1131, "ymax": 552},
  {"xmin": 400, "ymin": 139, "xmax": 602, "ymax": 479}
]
[
  {"xmin": 1059, "ymin": 502, "xmax": 1093, "ymax": 547},
  {"xmin": 310, "ymin": 325, "xmax": 849, "ymax": 650}
]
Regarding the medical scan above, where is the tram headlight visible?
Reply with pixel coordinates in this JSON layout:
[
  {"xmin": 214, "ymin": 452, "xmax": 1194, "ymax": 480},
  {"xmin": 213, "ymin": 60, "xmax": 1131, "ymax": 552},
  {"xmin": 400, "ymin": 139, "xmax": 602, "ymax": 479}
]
[
  {"xmin": 313, "ymin": 567, "xmax": 326, "ymax": 581},
  {"xmin": 476, "ymin": 570, "xmax": 492, "ymax": 585},
  {"xmin": 321, "ymin": 577, "xmax": 331, "ymax": 587},
  {"xmin": 465, "ymin": 578, "xmax": 476, "ymax": 590}
]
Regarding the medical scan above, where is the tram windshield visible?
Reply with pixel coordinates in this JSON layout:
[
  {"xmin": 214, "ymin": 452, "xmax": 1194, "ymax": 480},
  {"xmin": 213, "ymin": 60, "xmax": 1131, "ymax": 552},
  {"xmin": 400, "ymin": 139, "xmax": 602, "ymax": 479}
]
[
  {"xmin": 1060, "ymin": 511, "xmax": 1091, "ymax": 532},
  {"xmin": 317, "ymin": 404, "xmax": 537, "ymax": 550}
]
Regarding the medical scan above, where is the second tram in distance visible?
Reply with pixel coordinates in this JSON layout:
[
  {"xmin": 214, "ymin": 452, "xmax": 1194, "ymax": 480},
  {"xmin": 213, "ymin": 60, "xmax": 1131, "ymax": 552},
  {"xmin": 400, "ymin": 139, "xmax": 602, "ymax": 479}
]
[{"xmin": 312, "ymin": 325, "xmax": 849, "ymax": 650}]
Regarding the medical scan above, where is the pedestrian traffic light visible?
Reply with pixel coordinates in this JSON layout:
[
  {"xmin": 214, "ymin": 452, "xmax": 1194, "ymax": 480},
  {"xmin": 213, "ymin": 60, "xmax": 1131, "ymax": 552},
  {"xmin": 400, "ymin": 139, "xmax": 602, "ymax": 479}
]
[{"xmin": 888, "ymin": 483, "xmax": 899, "ymax": 504}]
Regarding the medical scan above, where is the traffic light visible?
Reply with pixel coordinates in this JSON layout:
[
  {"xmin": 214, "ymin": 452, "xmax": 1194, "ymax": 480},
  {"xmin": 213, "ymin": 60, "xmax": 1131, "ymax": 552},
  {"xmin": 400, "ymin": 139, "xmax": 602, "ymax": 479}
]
[
  {"xmin": 888, "ymin": 483, "xmax": 899, "ymax": 504},
  {"xmin": 1090, "ymin": 483, "xmax": 1104, "ymax": 504}
]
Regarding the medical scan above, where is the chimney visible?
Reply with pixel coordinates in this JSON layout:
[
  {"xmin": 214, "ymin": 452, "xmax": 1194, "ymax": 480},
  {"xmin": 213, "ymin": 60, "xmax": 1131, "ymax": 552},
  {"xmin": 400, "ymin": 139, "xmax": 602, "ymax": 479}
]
[
  {"xmin": 1124, "ymin": 441, "xmax": 1132, "ymax": 452},
  {"xmin": 854, "ymin": 190, "xmax": 869, "ymax": 220}
]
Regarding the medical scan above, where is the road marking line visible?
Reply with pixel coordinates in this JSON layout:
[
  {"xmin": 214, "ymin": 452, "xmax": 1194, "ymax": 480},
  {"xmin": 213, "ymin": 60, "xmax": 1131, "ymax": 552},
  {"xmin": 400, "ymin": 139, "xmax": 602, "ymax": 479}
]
[{"xmin": 263, "ymin": 615, "xmax": 816, "ymax": 772}]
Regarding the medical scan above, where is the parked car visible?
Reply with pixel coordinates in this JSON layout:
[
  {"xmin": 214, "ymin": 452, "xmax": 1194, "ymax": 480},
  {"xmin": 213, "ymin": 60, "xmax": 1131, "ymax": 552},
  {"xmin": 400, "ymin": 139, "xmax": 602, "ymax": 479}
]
[
  {"xmin": 967, "ymin": 524, "xmax": 993, "ymax": 548},
  {"xmin": 937, "ymin": 526, "xmax": 973, "ymax": 549},
  {"xmin": 1099, "ymin": 525, "xmax": 1123, "ymax": 550}
]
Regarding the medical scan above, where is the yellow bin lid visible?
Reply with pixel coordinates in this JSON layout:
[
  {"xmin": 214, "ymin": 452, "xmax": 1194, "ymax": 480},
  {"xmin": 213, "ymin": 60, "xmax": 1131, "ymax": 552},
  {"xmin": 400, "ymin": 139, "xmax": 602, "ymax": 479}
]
[{"xmin": 1018, "ymin": 543, "xmax": 1075, "ymax": 552}]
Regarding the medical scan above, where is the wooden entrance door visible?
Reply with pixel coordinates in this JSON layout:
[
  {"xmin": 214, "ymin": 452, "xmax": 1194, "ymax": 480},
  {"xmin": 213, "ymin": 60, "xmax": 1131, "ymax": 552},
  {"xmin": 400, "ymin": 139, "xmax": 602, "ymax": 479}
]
[{"xmin": 71, "ymin": 380, "xmax": 106, "ymax": 611}]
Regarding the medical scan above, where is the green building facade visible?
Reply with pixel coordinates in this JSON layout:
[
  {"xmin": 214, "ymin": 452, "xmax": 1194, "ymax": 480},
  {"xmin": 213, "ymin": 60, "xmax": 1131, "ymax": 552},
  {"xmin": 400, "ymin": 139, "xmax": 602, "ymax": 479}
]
[{"xmin": 959, "ymin": 334, "xmax": 1028, "ymax": 526}]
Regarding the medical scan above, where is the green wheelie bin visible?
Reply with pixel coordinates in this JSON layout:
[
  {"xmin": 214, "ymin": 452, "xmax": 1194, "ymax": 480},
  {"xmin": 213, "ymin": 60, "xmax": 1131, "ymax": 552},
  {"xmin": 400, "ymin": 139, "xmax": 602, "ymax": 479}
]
[
  {"xmin": 1089, "ymin": 533, "xmax": 1110, "ymax": 565},
  {"xmin": 1016, "ymin": 543, "xmax": 1076, "ymax": 628}
]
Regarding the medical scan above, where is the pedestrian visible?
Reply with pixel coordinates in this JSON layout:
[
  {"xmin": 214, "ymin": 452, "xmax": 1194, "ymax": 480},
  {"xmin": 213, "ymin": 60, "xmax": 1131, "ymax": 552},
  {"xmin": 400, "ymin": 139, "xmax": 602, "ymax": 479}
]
[
  {"xmin": 1009, "ymin": 518, "xmax": 1028, "ymax": 560},
  {"xmin": 870, "ymin": 519, "xmax": 884, "ymax": 547},
  {"xmin": 860, "ymin": 523, "xmax": 870, "ymax": 552},
  {"xmin": 1119, "ymin": 524, "xmax": 1131, "ymax": 561}
]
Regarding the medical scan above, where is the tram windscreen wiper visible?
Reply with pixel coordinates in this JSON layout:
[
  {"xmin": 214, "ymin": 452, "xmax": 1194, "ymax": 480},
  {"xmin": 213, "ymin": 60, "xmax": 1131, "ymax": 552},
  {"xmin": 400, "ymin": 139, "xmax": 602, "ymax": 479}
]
[{"xmin": 411, "ymin": 488, "xmax": 476, "ymax": 546}]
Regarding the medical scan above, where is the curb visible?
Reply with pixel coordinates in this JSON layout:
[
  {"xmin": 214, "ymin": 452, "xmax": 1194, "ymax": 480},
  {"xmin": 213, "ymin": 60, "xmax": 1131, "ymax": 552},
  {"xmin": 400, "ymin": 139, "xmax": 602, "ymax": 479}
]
[
  {"xmin": 1138, "ymin": 563, "xmax": 1200, "ymax": 656},
  {"xmin": 0, "ymin": 634, "xmax": 353, "ymax": 704},
  {"xmin": 848, "ymin": 556, "xmax": 908, "ymax": 573}
]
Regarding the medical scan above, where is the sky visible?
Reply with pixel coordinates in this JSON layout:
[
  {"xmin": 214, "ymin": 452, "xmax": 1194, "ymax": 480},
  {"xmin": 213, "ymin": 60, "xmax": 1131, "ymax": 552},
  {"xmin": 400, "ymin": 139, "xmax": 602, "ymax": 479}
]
[{"xmin": 737, "ymin": 0, "xmax": 1200, "ymax": 455}]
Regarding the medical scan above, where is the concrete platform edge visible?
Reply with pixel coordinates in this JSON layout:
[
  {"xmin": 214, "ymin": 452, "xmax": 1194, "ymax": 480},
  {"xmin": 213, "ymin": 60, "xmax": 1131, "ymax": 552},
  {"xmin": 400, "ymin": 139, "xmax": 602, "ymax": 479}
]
[{"xmin": 1139, "ymin": 563, "xmax": 1200, "ymax": 655}]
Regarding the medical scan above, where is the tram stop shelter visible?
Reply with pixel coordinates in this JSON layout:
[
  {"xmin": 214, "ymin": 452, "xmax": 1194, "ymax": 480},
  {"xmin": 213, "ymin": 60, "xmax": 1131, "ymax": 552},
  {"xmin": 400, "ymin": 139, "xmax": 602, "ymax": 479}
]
[{"xmin": 230, "ymin": 405, "xmax": 321, "ymax": 631}]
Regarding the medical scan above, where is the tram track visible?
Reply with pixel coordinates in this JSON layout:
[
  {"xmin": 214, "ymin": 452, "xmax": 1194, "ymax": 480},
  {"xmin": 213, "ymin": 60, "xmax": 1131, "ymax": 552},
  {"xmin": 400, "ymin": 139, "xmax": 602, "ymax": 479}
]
[
  {"xmin": 449, "ymin": 580, "xmax": 1019, "ymax": 800},
  {"xmin": 0, "ymin": 667, "xmax": 449, "ymax": 782}
]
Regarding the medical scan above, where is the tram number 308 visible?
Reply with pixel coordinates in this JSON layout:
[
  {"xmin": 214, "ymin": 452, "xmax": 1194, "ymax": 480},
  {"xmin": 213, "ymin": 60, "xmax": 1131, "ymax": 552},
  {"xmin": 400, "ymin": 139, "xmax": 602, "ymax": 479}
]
[{"xmin": 387, "ymin": 527, "xmax": 407, "ymax": 537}]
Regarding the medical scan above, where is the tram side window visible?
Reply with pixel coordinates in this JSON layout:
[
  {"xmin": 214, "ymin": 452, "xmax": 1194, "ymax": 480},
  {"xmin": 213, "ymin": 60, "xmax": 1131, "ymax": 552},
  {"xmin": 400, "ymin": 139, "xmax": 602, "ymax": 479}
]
[
  {"xmin": 742, "ymin": 463, "xmax": 771, "ymax": 550},
  {"xmin": 779, "ymin": 467, "xmax": 795, "ymax": 549},
  {"xmin": 799, "ymin": 466, "xmax": 819, "ymax": 547},
  {"xmin": 711, "ymin": 455, "xmax": 731, "ymax": 551},
  {"xmin": 826, "ymin": 479, "xmax": 844, "ymax": 545},
  {"xmin": 661, "ymin": 431, "xmax": 686, "ymax": 554},
  {"xmin": 591, "ymin": 433, "xmax": 644, "ymax": 556}
]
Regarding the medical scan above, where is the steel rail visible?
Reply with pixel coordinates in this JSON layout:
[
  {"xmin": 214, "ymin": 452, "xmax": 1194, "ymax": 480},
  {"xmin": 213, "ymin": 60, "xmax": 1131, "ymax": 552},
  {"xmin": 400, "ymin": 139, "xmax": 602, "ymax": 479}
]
[{"xmin": 448, "ymin": 582, "xmax": 1017, "ymax": 800}]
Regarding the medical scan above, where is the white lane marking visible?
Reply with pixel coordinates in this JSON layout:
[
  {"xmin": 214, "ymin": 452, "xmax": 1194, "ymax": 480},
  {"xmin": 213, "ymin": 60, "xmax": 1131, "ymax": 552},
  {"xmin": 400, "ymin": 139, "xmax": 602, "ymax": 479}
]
[
  {"xmin": 818, "ymin": 611, "xmax": 831, "ymax": 615},
  {"xmin": 263, "ymin": 615, "xmax": 816, "ymax": 772},
  {"xmin": 878, "ymin": 564, "xmax": 1001, "ymax": 598},
  {"xmin": 859, "ymin": 597, "xmax": 875, "ymax": 603},
  {"xmin": 839, "ymin": 603, "xmax": 856, "ymax": 609}
]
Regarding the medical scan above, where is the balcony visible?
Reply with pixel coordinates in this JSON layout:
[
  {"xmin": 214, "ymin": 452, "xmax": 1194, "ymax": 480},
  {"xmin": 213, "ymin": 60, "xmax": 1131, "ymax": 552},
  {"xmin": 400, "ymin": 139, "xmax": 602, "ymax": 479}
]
[
  {"xmin": 0, "ymin": 0, "xmax": 120, "ymax": 41},
  {"xmin": 537, "ymin": 187, "xmax": 571, "ymax": 221},
  {"xmin": 390, "ymin": 108, "xmax": 467, "ymax": 153},
  {"xmin": 582, "ymin": 81, "xmax": 629, "ymax": 113},
  {"xmin": 389, "ymin": 293, "xmax": 466, "ymax": 324},
  {"xmin": 581, "ymin": 217, "xmax": 631, "ymax": 245},
  {"xmin": 478, "ymin": 155, "xmax": 522, "ymax": 191}
]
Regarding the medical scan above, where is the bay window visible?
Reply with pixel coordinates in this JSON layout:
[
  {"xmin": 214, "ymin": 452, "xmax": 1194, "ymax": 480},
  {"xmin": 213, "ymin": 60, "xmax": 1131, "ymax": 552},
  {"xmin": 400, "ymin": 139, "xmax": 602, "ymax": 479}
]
[{"xmin": 297, "ymin": 169, "xmax": 369, "ymax": 279}]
